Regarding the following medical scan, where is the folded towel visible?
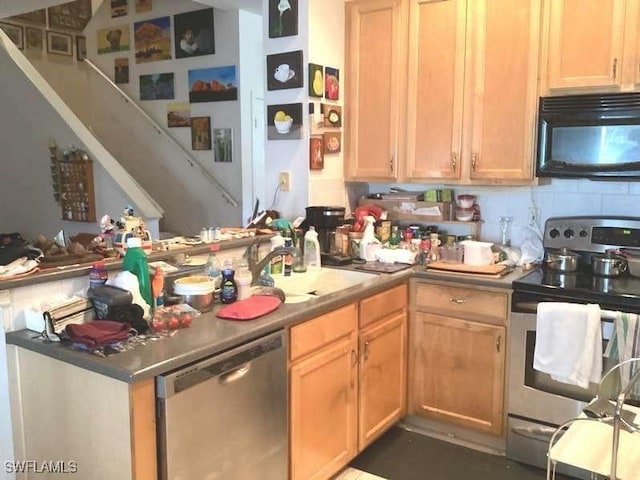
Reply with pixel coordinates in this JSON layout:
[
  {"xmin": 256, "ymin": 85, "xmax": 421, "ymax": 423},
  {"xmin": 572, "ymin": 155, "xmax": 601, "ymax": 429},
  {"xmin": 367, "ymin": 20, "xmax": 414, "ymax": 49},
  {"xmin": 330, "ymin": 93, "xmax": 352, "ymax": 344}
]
[
  {"xmin": 65, "ymin": 320, "xmax": 132, "ymax": 349},
  {"xmin": 534, "ymin": 302, "xmax": 602, "ymax": 389},
  {"xmin": 604, "ymin": 311, "xmax": 640, "ymax": 397}
]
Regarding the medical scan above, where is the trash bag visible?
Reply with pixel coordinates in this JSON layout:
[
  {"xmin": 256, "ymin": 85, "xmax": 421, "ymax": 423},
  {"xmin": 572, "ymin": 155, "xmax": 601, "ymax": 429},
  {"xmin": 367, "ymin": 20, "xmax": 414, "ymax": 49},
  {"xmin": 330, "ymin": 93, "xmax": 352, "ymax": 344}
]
[{"xmin": 520, "ymin": 226, "xmax": 544, "ymax": 265}]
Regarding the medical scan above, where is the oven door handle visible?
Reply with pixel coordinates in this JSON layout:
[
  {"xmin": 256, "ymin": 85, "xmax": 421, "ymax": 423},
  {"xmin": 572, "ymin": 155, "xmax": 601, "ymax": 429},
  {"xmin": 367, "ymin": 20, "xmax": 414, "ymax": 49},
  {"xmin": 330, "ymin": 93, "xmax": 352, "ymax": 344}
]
[{"xmin": 510, "ymin": 425, "xmax": 558, "ymax": 443}]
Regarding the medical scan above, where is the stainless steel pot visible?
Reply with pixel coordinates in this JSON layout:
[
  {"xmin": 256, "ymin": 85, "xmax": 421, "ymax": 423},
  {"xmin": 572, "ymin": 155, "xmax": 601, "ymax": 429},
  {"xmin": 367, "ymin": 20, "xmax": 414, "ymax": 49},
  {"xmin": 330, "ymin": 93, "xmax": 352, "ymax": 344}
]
[
  {"xmin": 545, "ymin": 248, "xmax": 580, "ymax": 272},
  {"xmin": 592, "ymin": 252, "xmax": 628, "ymax": 277}
]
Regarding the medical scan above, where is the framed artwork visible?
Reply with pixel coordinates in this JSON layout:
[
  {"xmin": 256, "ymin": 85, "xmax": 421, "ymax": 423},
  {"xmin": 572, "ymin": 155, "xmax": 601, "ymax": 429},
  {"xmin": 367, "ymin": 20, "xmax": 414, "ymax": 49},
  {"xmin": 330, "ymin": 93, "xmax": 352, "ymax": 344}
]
[
  {"xmin": 214, "ymin": 128, "xmax": 233, "ymax": 163},
  {"xmin": 191, "ymin": 117, "xmax": 212, "ymax": 150},
  {"xmin": 139, "ymin": 73, "xmax": 175, "ymax": 100},
  {"xmin": 97, "ymin": 25, "xmax": 130, "ymax": 54},
  {"xmin": 268, "ymin": 0, "xmax": 298, "ymax": 38},
  {"xmin": 0, "ymin": 22, "xmax": 24, "ymax": 49},
  {"xmin": 134, "ymin": 16, "xmax": 171, "ymax": 63},
  {"xmin": 309, "ymin": 63, "xmax": 323, "ymax": 98},
  {"xmin": 135, "ymin": 0, "xmax": 152, "ymax": 13},
  {"xmin": 76, "ymin": 35, "xmax": 86, "ymax": 61},
  {"xmin": 10, "ymin": 10, "xmax": 47, "ymax": 25},
  {"xmin": 114, "ymin": 58, "xmax": 129, "ymax": 84},
  {"xmin": 46, "ymin": 31, "xmax": 73, "ymax": 56},
  {"xmin": 321, "ymin": 103, "xmax": 342, "ymax": 127},
  {"xmin": 266, "ymin": 50, "xmax": 303, "ymax": 91},
  {"xmin": 323, "ymin": 131, "xmax": 342, "ymax": 154},
  {"xmin": 111, "ymin": 0, "xmax": 128, "ymax": 18},
  {"xmin": 48, "ymin": 0, "xmax": 92, "ymax": 32},
  {"xmin": 325, "ymin": 66, "xmax": 339, "ymax": 100},
  {"xmin": 188, "ymin": 65, "xmax": 238, "ymax": 103},
  {"xmin": 167, "ymin": 102, "xmax": 190, "ymax": 127},
  {"xmin": 25, "ymin": 28, "xmax": 44, "ymax": 50},
  {"xmin": 310, "ymin": 135, "xmax": 324, "ymax": 170},
  {"xmin": 267, "ymin": 103, "xmax": 303, "ymax": 140},
  {"xmin": 174, "ymin": 8, "xmax": 215, "ymax": 59}
]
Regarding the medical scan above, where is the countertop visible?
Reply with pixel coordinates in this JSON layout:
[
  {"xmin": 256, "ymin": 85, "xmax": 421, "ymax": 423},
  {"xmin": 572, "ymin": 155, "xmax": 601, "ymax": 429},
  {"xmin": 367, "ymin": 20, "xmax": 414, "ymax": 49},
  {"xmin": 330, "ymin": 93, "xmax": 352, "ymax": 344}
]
[{"xmin": 6, "ymin": 262, "xmax": 531, "ymax": 384}]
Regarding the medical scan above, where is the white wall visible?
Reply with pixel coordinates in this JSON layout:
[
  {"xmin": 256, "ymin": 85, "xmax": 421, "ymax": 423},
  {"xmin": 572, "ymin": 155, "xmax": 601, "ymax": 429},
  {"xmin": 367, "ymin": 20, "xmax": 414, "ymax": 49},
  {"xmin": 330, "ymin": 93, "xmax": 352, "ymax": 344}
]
[{"xmin": 0, "ymin": 38, "xmax": 154, "ymax": 240}]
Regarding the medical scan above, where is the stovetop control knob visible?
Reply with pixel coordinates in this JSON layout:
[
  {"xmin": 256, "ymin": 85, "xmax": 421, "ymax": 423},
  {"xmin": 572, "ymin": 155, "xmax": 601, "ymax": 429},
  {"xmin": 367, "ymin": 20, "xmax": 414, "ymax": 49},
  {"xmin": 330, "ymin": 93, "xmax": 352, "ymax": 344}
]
[
  {"xmin": 549, "ymin": 228, "xmax": 560, "ymax": 238},
  {"xmin": 564, "ymin": 228, "xmax": 575, "ymax": 239},
  {"xmin": 579, "ymin": 229, "xmax": 588, "ymax": 238}
]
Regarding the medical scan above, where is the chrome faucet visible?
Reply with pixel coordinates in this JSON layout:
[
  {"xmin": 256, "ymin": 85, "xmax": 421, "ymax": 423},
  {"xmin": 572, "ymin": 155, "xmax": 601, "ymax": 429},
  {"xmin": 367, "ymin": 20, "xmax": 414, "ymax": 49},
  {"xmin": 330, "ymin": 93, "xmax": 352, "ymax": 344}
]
[{"xmin": 248, "ymin": 246, "xmax": 297, "ymax": 286}]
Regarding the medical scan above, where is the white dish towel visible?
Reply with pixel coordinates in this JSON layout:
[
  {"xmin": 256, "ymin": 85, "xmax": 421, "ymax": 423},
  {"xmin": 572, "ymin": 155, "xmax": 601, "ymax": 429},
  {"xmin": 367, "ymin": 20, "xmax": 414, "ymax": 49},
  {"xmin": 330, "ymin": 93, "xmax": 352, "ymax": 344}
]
[{"xmin": 533, "ymin": 302, "xmax": 603, "ymax": 389}]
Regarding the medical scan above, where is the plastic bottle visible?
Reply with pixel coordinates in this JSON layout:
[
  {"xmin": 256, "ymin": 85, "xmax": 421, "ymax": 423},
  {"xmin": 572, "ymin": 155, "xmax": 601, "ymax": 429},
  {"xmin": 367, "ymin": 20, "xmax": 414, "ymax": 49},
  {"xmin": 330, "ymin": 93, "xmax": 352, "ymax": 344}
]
[
  {"xmin": 121, "ymin": 237, "xmax": 152, "ymax": 307},
  {"xmin": 359, "ymin": 216, "xmax": 381, "ymax": 261},
  {"xmin": 220, "ymin": 259, "xmax": 238, "ymax": 304},
  {"xmin": 303, "ymin": 226, "xmax": 321, "ymax": 269},
  {"xmin": 292, "ymin": 234, "xmax": 307, "ymax": 273},
  {"xmin": 269, "ymin": 232, "xmax": 285, "ymax": 276},
  {"xmin": 151, "ymin": 265, "xmax": 164, "ymax": 309},
  {"xmin": 283, "ymin": 237, "xmax": 293, "ymax": 276},
  {"xmin": 89, "ymin": 260, "xmax": 108, "ymax": 289},
  {"xmin": 204, "ymin": 249, "xmax": 222, "ymax": 288}
]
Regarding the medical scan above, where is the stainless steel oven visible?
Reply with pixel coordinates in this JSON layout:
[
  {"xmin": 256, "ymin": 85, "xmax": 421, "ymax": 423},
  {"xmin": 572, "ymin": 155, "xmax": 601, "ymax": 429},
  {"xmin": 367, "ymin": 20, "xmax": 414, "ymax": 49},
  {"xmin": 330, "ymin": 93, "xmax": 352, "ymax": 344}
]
[{"xmin": 506, "ymin": 216, "xmax": 640, "ymax": 477}]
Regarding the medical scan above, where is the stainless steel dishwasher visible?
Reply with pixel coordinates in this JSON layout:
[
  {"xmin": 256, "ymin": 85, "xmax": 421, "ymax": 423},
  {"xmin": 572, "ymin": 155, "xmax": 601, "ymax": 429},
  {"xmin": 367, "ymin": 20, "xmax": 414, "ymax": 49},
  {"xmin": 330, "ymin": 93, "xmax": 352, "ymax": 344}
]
[{"xmin": 156, "ymin": 330, "xmax": 287, "ymax": 480}]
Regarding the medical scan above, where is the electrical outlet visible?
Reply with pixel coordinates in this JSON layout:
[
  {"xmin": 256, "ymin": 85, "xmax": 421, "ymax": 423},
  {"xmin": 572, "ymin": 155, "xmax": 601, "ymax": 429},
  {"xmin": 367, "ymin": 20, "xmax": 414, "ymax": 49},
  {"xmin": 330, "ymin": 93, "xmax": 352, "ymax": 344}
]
[
  {"xmin": 529, "ymin": 206, "xmax": 541, "ymax": 227},
  {"xmin": 279, "ymin": 171, "xmax": 291, "ymax": 192}
]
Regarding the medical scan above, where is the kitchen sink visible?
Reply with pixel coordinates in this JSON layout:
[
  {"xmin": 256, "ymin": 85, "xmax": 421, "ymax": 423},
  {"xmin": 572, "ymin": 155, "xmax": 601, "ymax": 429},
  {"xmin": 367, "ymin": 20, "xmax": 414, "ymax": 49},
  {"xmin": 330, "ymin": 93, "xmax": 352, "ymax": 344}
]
[{"xmin": 274, "ymin": 268, "xmax": 378, "ymax": 303}]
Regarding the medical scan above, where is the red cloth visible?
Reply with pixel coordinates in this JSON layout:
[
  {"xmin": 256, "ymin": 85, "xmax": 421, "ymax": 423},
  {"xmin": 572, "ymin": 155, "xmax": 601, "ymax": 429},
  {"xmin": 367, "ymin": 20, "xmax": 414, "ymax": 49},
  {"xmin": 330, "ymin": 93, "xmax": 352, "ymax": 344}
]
[
  {"xmin": 65, "ymin": 320, "xmax": 132, "ymax": 348},
  {"xmin": 216, "ymin": 295, "xmax": 282, "ymax": 321}
]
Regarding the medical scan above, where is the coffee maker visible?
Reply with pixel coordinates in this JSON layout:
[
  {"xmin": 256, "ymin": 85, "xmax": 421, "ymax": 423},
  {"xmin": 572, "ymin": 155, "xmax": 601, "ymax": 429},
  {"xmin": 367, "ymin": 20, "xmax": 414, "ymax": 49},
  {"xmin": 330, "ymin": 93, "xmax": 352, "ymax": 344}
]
[{"xmin": 305, "ymin": 206, "xmax": 351, "ymax": 265}]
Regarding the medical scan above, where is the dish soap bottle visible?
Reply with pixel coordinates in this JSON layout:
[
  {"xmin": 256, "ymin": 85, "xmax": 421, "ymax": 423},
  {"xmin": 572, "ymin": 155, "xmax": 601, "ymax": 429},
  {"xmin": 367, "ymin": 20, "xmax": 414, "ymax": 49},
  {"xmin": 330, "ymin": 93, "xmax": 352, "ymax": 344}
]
[
  {"xmin": 269, "ymin": 232, "xmax": 285, "ymax": 277},
  {"xmin": 359, "ymin": 216, "xmax": 381, "ymax": 262},
  {"xmin": 220, "ymin": 259, "xmax": 238, "ymax": 304},
  {"xmin": 304, "ymin": 226, "xmax": 321, "ymax": 269}
]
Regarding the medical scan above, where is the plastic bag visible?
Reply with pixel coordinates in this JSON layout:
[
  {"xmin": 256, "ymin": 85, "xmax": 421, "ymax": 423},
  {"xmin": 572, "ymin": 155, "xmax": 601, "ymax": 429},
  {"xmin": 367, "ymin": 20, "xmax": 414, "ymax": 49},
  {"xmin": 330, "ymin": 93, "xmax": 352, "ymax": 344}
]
[
  {"xmin": 519, "ymin": 226, "xmax": 544, "ymax": 265},
  {"xmin": 107, "ymin": 271, "xmax": 151, "ymax": 319}
]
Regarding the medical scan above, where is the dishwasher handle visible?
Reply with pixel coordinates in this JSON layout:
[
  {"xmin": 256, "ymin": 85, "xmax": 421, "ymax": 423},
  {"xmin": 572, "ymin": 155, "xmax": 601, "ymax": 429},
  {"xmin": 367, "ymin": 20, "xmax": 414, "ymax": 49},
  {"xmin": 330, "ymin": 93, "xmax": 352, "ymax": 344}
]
[{"xmin": 157, "ymin": 330, "xmax": 285, "ymax": 398}]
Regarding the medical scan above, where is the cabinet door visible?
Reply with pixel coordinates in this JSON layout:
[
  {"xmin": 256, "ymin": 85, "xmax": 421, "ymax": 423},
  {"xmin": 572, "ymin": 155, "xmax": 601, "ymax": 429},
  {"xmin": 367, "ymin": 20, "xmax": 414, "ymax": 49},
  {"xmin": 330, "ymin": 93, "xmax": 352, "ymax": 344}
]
[
  {"xmin": 290, "ymin": 336, "xmax": 358, "ymax": 480},
  {"xmin": 345, "ymin": 0, "xmax": 407, "ymax": 181},
  {"xmin": 359, "ymin": 311, "xmax": 407, "ymax": 450},
  {"xmin": 406, "ymin": 0, "xmax": 465, "ymax": 181},
  {"xmin": 546, "ymin": 0, "xmax": 626, "ymax": 90},
  {"xmin": 410, "ymin": 312, "xmax": 505, "ymax": 436},
  {"xmin": 466, "ymin": 0, "xmax": 540, "ymax": 182}
]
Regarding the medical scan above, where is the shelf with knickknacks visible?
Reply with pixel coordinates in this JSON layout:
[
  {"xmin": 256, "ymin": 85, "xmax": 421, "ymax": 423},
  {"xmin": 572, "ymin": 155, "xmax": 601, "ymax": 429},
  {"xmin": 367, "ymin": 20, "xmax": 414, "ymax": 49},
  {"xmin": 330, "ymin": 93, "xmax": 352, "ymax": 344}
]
[{"xmin": 48, "ymin": 140, "xmax": 96, "ymax": 223}]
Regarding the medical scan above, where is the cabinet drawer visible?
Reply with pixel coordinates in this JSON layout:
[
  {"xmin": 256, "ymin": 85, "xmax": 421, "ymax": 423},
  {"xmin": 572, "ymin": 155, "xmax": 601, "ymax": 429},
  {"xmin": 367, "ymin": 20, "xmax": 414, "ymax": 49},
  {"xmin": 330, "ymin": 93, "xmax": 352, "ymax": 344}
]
[
  {"xmin": 412, "ymin": 282, "xmax": 508, "ymax": 325},
  {"xmin": 359, "ymin": 284, "xmax": 407, "ymax": 328},
  {"xmin": 290, "ymin": 303, "xmax": 357, "ymax": 362}
]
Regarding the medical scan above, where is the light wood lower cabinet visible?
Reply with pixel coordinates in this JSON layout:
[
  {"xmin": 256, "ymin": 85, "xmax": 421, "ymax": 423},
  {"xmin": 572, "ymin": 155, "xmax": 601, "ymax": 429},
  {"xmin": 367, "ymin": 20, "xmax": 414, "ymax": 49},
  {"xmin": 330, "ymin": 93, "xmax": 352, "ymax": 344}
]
[
  {"xmin": 289, "ymin": 284, "xmax": 408, "ymax": 480},
  {"xmin": 409, "ymin": 280, "xmax": 508, "ymax": 437}
]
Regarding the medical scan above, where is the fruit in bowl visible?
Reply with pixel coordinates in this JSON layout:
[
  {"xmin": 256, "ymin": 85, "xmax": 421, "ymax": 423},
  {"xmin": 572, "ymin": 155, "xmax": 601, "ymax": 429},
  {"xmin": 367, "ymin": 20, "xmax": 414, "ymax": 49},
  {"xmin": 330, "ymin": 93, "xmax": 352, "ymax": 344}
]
[
  {"xmin": 457, "ymin": 194, "xmax": 476, "ymax": 209},
  {"xmin": 274, "ymin": 110, "xmax": 293, "ymax": 134},
  {"xmin": 455, "ymin": 208, "xmax": 475, "ymax": 222}
]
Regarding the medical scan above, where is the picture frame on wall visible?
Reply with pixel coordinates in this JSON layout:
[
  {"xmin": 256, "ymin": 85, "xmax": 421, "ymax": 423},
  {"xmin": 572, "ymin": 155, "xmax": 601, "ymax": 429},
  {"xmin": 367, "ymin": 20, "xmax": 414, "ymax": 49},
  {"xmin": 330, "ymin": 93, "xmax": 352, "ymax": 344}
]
[
  {"xmin": 76, "ymin": 35, "xmax": 86, "ymax": 61},
  {"xmin": 214, "ymin": 128, "xmax": 233, "ymax": 163},
  {"xmin": 10, "ymin": 9, "xmax": 46, "ymax": 26},
  {"xmin": 97, "ymin": 25, "xmax": 130, "ymax": 54},
  {"xmin": 267, "ymin": 103, "xmax": 303, "ymax": 140},
  {"xmin": 268, "ymin": 0, "xmax": 298, "ymax": 38},
  {"xmin": 174, "ymin": 8, "xmax": 215, "ymax": 59},
  {"xmin": 266, "ymin": 50, "xmax": 303, "ymax": 91},
  {"xmin": 48, "ymin": 0, "xmax": 92, "ymax": 32},
  {"xmin": 139, "ymin": 73, "xmax": 175, "ymax": 100},
  {"xmin": 0, "ymin": 22, "xmax": 24, "ymax": 49},
  {"xmin": 308, "ymin": 63, "xmax": 323, "ymax": 98},
  {"xmin": 188, "ymin": 66, "xmax": 238, "ymax": 103},
  {"xmin": 25, "ymin": 27, "xmax": 44, "ymax": 50},
  {"xmin": 325, "ymin": 66, "xmax": 339, "ymax": 100},
  {"xmin": 310, "ymin": 135, "xmax": 324, "ymax": 170},
  {"xmin": 191, "ymin": 116, "xmax": 212, "ymax": 150},
  {"xmin": 134, "ymin": 16, "xmax": 171, "ymax": 63},
  {"xmin": 111, "ymin": 0, "xmax": 128, "ymax": 18},
  {"xmin": 323, "ymin": 131, "xmax": 341, "ymax": 154},
  {"xmin": 46, "ymin": 31, "xmax": 73, "ymax": 56},
  {"xmin": 114, "ymin": 57, "xmax": 129, "ymax": 84},
  {"xmin": 135, "ymin": 0, "xmax": 152, "ymax": 14}
]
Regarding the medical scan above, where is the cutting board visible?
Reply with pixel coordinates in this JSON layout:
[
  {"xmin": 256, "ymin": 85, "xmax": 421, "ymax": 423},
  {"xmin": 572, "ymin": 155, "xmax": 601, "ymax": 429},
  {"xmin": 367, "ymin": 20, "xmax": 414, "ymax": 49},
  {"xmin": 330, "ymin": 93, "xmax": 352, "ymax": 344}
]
[{"xmin": 427, "ymin": 261, "xmax": 509, "ymax": 276}]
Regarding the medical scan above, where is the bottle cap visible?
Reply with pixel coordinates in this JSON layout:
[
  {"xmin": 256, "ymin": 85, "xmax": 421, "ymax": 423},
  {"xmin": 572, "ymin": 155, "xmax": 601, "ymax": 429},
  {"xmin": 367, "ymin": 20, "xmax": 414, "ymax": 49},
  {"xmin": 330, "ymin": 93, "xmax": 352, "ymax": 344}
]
[{"xmin": 126, "ymin": 236, "xmax": 142, "ymax": 248}]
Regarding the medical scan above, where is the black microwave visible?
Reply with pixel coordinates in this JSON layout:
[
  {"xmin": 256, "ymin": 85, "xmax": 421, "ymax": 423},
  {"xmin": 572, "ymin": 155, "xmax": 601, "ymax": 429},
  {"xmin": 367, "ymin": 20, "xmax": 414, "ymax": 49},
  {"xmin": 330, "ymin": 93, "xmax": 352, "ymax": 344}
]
[{"xmin": 536, "ymin": 92, "xmax": 640, "ymax": 179}]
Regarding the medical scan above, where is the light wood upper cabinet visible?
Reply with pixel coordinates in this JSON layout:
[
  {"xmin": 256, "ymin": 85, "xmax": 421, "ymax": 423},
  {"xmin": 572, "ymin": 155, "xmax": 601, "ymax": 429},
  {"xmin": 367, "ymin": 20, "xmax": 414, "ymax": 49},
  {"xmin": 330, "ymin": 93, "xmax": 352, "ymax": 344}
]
[
  {"xmin": 406, "ymin": 0, "xmax": 540, "ymax": 184},
  {"xmin": 345, "ymin": 0, "xmax": 407, "ymax": 181},
  {"xmin": 406, "ymin": 0, "xmax": 465, "ymax": 181},
  {"xmin": 544, "ymin": 0, "xmax": 626, "ymax": 91}
]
